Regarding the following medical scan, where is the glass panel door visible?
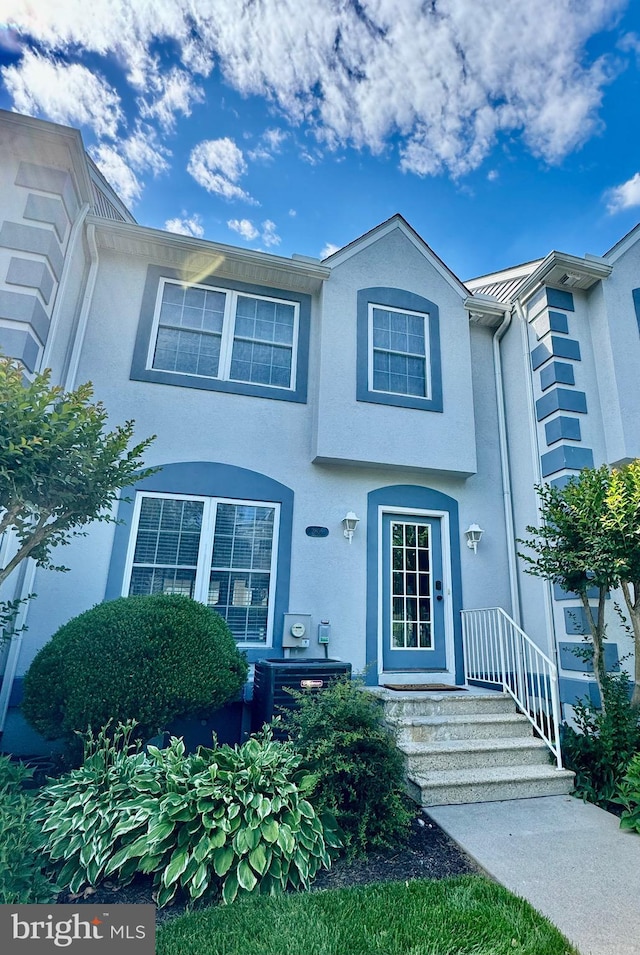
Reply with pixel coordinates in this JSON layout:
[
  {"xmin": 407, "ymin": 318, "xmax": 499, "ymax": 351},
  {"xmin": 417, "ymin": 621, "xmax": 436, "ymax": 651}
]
[{"xmin": 382, "ymin": 514, "xmax": 446, "ymax": 671}]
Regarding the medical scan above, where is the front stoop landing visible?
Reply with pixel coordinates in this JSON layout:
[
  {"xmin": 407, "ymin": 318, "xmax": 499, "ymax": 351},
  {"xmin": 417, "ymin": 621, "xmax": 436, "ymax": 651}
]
[{"xmin": 374, "ymin": 688, "xmax": 574, "ymax": 807}]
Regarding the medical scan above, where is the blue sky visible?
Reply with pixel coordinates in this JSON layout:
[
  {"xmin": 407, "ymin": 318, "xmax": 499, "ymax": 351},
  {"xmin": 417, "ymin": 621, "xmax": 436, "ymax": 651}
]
[{"xmin": 1, "ymin": 1, "xmax": 640, "ymax": 281}]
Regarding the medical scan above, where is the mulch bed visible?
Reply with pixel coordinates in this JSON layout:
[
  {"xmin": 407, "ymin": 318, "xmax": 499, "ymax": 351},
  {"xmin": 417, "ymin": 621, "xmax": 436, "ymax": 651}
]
[{"xmin": 58, "ymin": 813, "xmax": 481, "ymax": 926}]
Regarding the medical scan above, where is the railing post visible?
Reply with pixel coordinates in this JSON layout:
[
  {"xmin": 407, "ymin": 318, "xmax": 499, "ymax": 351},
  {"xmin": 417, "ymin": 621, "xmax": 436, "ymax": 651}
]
[
  {"xmin": 549, "ymin": 664, "xmax": 563, "ymax": 769},
  {"xmin": 497, "ymin": 609, "xmax": 507, "ymax": 694}
]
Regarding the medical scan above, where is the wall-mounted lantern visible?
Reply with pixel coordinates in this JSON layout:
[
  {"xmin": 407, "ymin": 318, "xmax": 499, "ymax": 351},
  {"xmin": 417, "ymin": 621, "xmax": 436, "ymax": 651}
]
[
  {"xmin": 464, "ymin": 523, "xmax": 484, "ymax": 554},
  {"xmin": 341, "ymin": 511, "xmax": 360, "ymax": 544}
]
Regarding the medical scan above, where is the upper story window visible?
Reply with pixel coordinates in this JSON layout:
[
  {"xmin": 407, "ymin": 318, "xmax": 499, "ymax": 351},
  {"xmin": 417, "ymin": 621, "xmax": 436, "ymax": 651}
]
[
  {"xmin": 124, "ymin": 491, "xmax": 279, "ymax": 647},
  {"xmin": 151, "ymin": 280, "xmax": 298, "ymax": 389},
  {"xmin": 357, "ymin": 287, "xmax": 443, "ymax": 413},
  {"xmin": 370, "ymin": 304, "xmax": 430, "ymax": 399},
  {"xmin": 131, "ymin": 266, "xmax": 311, "ymax": 403}
]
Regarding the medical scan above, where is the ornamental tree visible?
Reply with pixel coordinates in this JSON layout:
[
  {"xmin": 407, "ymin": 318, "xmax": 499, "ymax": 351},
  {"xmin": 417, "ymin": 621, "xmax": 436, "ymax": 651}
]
[
  {"xmin": 0, "ymin": 356, "xmax": 156, "ymax": 636},
  {"xmin": 519, "ymin": 463, "xmax": 640, "ymax": 711}
]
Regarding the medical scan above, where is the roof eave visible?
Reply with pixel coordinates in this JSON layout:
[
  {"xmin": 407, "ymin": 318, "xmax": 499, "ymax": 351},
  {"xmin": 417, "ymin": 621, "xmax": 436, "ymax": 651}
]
[{"xmin": 515, "ymin": 251, "xmax": 612, "ymax": 305}]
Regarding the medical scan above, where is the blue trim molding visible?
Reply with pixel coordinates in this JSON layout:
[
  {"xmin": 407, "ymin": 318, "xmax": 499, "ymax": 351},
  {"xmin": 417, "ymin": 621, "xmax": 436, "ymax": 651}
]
[
  {"xmin": 536, "ymin": 387, "xmax": 587, "ymax": 421},
  {"xmin": 632, "ymin": 288, "xmax": 640, "ymax": 334},
  {"xmin": 540, "ymin": 444, "xmax": 594, "ymax": 477},
  {"xmin": 365, "ymin": 485, "xmax": 463, "ymax": 685},
  {"xmin": 130, "ymin": 265, "xmax": 311, "ymax": 403},
  {"xmin": 539, "ymin": 361, "xmax": 575, "ymax": 391},
  {"xmin": 559, "ymin": 642, "xmax": 619, "ymax": 673},
  {"xmin": 546, "ymin": 288, "xmax": 575, "ymax": 312},
  {"xmin": 533, "ymin": 310, "xmax": 569, "ymax": 338},
  {"xmin": 544, "ymin": 416, "xmax": 581, "ymax": 446},
  {"xmin": 560, "ymin": 677, "xmax": 600, "ymax": 707},
  {"xmin": 553, "ymin": 583, "xmax": 601, "ymax": 601},
  {"xmin": 563, "ymin": 605, "xmax": 593, "ymax": 635},
  {"xmin": 531, "ymin": 336, "xmax": 581, "ymax": 370},
  {"xmin": 105, "ymin": 461, "xmax": 294, "ymax": 663},
  {"xmin": 356, "ymin": 287, "xmax": 443, "ymax": 412}
]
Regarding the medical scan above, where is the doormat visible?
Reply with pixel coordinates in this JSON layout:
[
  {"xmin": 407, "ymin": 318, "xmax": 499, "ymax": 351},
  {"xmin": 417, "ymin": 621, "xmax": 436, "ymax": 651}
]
[{"xmin": 383, "ymin": 683, "xmax": 467, "ymax": 692}]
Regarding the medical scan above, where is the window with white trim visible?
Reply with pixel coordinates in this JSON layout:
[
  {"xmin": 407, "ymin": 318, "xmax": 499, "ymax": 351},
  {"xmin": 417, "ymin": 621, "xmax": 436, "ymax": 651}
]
[
  {"xmin": 149, "ymin": 279, "xmax": 298, "ymax": 389},
  {"xmin": 369, "ymin": 304, "xmax": 430, "ymax": 399},
  {"xmin": 124, "ymin": 492, "xmax": 279, "ymax": 646}
]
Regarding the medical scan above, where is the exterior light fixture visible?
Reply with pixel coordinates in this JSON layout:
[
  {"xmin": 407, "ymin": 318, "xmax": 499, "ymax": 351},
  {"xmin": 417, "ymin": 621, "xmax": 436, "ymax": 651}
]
[
  {"xmin": 342, "ymin": 511, "xmax": 360, "ymax": 543},
  {"xmin": 465, "ymin": 523, "xmax": 484, "ymax": 554}
]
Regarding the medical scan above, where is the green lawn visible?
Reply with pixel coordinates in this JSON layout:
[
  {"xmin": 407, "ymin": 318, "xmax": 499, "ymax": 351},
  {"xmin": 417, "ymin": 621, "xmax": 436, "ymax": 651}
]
[{"xmin": 157, "ymin": 875, "xmax": 579, "ymax": 955}]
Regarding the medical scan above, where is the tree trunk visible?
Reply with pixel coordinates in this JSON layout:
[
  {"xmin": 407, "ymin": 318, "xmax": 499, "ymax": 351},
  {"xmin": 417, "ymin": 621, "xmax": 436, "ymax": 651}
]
[
  {"xmin": 579, "ymin": 588, "xmax": 608, "ymax": 712},
  {"xmin": 622, "ymin": 581, "xmax": 640, "ymax": 711}
]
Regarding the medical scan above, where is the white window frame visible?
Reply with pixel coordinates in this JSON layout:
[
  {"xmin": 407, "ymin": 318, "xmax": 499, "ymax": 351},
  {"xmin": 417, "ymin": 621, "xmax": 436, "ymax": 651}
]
[
  {"xmin": 367, "ymin": 303, "xmax": 431, "ymax": 400},
  {"xmin": 122, "ymin": 491, "xmax": 280, "ymax": 648},
  {"xmin": 146, "ymin": 278, "xmax": 300, "ymax": 391}
]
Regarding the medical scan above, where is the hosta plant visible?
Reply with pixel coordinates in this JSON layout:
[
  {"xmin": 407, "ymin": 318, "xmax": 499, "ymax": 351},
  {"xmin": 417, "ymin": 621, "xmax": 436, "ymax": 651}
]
[
  {"xmin": 0, "ymin": 756, "xmax": 57, "ymax": 903},
  {"xmin": 35, "ymin": 722, "xmax": 340, "ymax": 906},
  {"xmin": 105, "ymin": 729, "xmax": 340, "ymax": 907},
  {"xmin": 33, "ymin": 721, "xmax": 157, "ymax": 894}
]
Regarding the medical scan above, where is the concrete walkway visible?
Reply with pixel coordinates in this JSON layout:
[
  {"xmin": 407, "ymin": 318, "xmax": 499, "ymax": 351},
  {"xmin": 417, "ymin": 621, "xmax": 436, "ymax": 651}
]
[{"xmin": 428, "ymin": 795, "xmax": 640, "ymax": 955}]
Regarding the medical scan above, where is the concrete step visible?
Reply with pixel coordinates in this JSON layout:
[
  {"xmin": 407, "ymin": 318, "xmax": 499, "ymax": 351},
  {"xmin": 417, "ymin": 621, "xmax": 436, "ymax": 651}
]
[
  {"xmin": 401, "ymin": 737, "xmax": 552, "ymax": 774},
  {"xmin": 391, "ymin": 712, "xmax": 534, "ymax": 745},
  {"xmin": 379, "ymin": 691, "xmax": 516, "ymax": 720},
  {"xmin": 407, "ymin": 765, "xmax": 575, "ymax": 807}
]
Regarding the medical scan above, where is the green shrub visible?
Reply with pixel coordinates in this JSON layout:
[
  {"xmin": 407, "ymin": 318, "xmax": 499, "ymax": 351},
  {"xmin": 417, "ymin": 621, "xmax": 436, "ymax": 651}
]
[
  {"xmin": 35, "ymin": 722, "xmax": 340, "ymax": 906},
  {"xmin": 33, "ymin": 722, "xmax": 154, "ymax": 893},
  {"xmin": 283, "ymin": 678, "xmax": 412, "ymax": 855},
  {"xmin": 561, "ymin": 673, "xmax": 640, "ymax": 807},
  {"xmin": 616, "ymin": 752, "xmax": 640, "ymax": 832},
  {"xmin": 0, "ymin": 755, "xmax": 57, "ymax": 903},
  {"xmin": 22, "ymin": 594, "xmax": 248, "ymax": 744}
]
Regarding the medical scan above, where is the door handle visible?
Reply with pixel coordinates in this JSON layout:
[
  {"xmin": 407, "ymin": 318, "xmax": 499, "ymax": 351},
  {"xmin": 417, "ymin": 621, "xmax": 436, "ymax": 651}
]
[{"xmin": 435, "ymin": 580, "xmax": 443, "ymax": 601}]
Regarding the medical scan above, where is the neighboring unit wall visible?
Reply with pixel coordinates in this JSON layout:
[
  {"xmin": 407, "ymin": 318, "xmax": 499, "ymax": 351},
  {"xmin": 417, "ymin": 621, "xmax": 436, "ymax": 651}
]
[
  {"xmin": 0, "ymin": 113, "xmax": 91, "ymax": 375},
  {"xmin": 521, "ymin": 284, "xmax": 622, "ymax": 705},
  {"xmin": 594, "ymin": 240, "xmax": 640, "ymax": 465}
]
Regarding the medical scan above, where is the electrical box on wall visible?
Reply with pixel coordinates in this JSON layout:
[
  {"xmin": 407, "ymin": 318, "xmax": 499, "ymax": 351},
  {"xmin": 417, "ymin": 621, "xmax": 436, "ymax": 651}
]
[
  {"xmin": 282, "ymin": 613, "xmax": 312, "ymax": 648},
  {"xmin": 318, "ymin": 621, "xmax": 331, "ymax": 645}
]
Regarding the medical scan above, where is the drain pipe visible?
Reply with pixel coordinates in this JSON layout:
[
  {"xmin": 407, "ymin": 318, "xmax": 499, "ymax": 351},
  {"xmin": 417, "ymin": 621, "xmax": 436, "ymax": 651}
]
[
  {"xmin": 0, "ymin": 559, "xmax": 37, "ymax": 735},
  {"xmin": 493, "ymin": 308, "xmax": 521, "ymax": 625},
  {"xmin": 514, "ymin": 298, "xmax": 557, "ymax": 661}
]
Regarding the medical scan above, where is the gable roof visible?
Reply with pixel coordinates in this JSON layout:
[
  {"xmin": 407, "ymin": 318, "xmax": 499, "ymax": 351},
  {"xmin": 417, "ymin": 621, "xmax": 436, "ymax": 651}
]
[
  {"xmin": 466, "ymin": 259, "xmax": 542, "ymax": 303},
  {"xmin": 322, "ymin": 214, "xmax": 470, "ymax": 299}
]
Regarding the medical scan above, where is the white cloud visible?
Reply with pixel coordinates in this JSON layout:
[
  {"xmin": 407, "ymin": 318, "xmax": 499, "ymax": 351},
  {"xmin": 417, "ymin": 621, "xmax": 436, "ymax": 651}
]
[
  {"xmin": 165, "ymin": 213, "xmax": 204, "ymax": 237},
  {"xmin": 288, "ymin": 208, "xmax": 297, "ymax": 217},
  {"xmin": 89, "ymin": 143, "xmax": 141, "ymax": 206},
  {"xmin": 227, "ymin": 218, "xmax": 280, "ymax": 246},
  {"xmin": 228, "ymin": 218, "xmax": 259, "ymax": 240},
  {"xmin": 187, "ymin": 138, "xmax": 256, "ymax": 203},
  {"xmin": 1, "ymin": 49, "xmax": 123, "ymax": 138},
  {"xmin": 320, "ymin": 242, "xmax": 340, "ymax": 259},
  {"xmin": 248, "ymin": 127, "xmax": 287, "ymax": 161},
  {"xmin": 261, "ymin": 219, "xmax": 280, "ymax": 247},
  {"xmin": 1, "ymin": 0, "xmax": 627, "ymax": 177},
  {"xmin": 607, "ymin": 173, "xmax": 640, "ymax": 213},
  {"xmin": 121, "ymin": 124, "xmax": 170, "ymax": 176},
  {"xmin": 0, "ymin": 27, "xmax": 23, "ymax": 53},
  {"xmin": 140, "ymin": 68, "xmax": 204, "ymax": 131}
]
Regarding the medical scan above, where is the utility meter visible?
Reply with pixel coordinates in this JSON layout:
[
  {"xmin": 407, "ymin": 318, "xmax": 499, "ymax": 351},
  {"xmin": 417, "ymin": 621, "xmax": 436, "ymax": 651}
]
[{"xmin": 282, "ymin": 613, "xmax": 312, "ymax": 648}]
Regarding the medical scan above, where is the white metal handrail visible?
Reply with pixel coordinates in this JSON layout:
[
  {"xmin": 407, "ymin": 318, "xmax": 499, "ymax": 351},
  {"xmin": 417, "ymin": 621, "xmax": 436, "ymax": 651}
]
[{"xmin": 461, "ymin": 607, "xmax": 563, "ymax": 768}]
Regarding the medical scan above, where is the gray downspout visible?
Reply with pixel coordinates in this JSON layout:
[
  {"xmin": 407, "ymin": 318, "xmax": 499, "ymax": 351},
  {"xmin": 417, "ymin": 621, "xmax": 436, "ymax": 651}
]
[{"xmin": 493, "ymin": 309, "xmax": 521, "ymax": 625}]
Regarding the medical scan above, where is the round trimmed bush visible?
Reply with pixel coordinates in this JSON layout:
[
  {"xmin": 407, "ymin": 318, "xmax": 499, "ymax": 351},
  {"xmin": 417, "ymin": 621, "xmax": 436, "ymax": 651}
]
[{"xmin": 22, "ymin": 594, "xmax": 248, "ymax": 742}]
